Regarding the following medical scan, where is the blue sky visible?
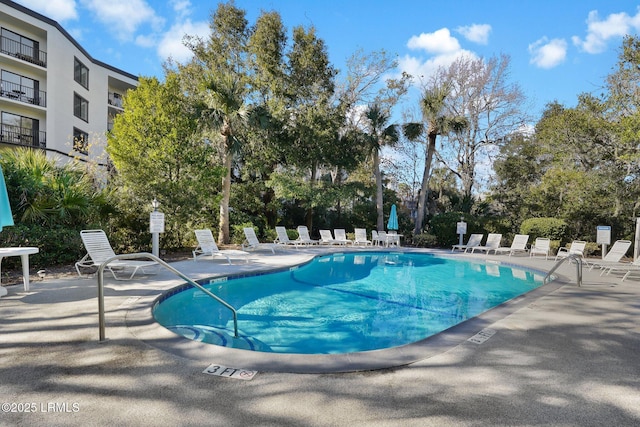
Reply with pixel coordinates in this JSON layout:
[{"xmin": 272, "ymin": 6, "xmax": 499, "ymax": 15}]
[{"xmin": 15, "ymin": 0, "xmax": 640, "ymax": 121}]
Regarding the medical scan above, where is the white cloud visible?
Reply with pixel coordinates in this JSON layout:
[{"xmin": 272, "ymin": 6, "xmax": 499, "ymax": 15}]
[
  {"xmin": 157, "ymin": 19, "xmax": 210, "ymax": 63},
  {"xmin": 170, "ymin": 0, "xmax": 193, "ymax": 21},
  {"xmin": 135, "ymin": 34, "xmax": 156, "ymax": 49},
  {"xmin": 16, "ymin": 0, "xmax": 78, "ymax": 21},
  {"xmin": 398, "ymin": 50, "xmax": 478, "ymax": 86},
  {"xmin": 456, "ymin": 24, "xmax": 491, "ymax": 45},
  {"xmin": 572, "ymin": 9, "xmax": 640, "ymax": 54},
  {"xmin": 528, "ymin": 37, "xmax": 567, "ymax": 69},
  {"xmin": 81, "ymin": 0, "xmax": 164, "ymax": 41},
  {"xmin": 407, "ymin": 28, "xmax": 460, "ymax": 54}
]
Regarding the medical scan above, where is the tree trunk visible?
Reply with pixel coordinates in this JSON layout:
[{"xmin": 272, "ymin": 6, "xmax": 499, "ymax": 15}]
[
  {"xmin": 414, "ymin": 134, "xmax": 436, "ymax": 235},
  {"xmin": 374, "ymin": 148, "xmax": 384, "ymax": 231},
  {"xmin": 218, "ymin": 145, "xmax": 232, "ymax": 244},
  {"xmin": 305, "ymin": 163, "xmax": 317, "ymax": 230}
]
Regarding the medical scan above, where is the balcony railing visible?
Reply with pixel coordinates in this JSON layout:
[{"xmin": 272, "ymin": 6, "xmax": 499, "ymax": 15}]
[
  {"xmin": 108, "ymin": 92, "xmax": 124, "ymax": 109},
  {"xmin": 0, "ymin": 36, "xmax": 47, "ymax": 67},
  {"xmin": 0, "ymin": 80, "xmax": 46, "ymax": 107},
  {"xmin": 0, "ymin": 124, "xmax": 46, "ymax": 149}
]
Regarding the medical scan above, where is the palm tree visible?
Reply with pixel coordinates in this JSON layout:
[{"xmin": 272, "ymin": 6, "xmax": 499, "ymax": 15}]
[
  {"xmin": 403, "ymin": 84, "xmax": 467, "ymax": 235},
  {"xmin": 364, "ymin": 104, "xmax": 399, "ymax": 231},
  {"xmin": 198, "ymin": 74, "xmax": 249, "ymax": 244},
  {"xmin": 0, "ymin": 147, "xmax": 96, "ymax": 226}
]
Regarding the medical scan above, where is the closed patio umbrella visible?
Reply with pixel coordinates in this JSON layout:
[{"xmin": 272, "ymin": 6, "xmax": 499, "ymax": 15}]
[
  {"xmin": 387, "ymin": 204, "xmax": 398, "ymax": 231},
  {"xmin": 0, "ymin": 165, "xmax": 13, "ymax": 231}
]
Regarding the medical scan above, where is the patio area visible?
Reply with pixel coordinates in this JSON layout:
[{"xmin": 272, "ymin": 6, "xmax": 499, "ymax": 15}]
[{"xmin": 1, "ymin": 247, "xmax": 639, "ymax": 426}]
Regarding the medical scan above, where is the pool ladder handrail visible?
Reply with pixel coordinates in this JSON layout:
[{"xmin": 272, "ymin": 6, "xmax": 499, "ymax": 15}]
[
  {"xmin": 97, "ymin": 252, "xmax": 238, "ymax": 342},
  {"xmin": 543, "ymin": 254, "xmax": 582, "ymax": 287}
]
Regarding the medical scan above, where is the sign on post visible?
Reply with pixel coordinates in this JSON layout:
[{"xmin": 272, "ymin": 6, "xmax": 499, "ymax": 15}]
[
  {"xmin": 456, "ymin": 221, "xmax": 467, "ymax": 235},
  {"xmin": 597, "ymin": 225, "xmax": 611, "ymax": 259},
  {"xmin": 456, "ymin": 221, "xmax": 467, "ymax": 246},
  {"xmin": 150, "ymin": 212, "xmax": 165, "ymax": 233},
  {"xmin": 150, "ymin": 212, "xmax": 165, "ymax": 257}
]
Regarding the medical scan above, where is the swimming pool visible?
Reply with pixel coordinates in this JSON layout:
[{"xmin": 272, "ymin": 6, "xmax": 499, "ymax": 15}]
[{"xmin": 153, "ymin": 252, "xmax": 545, "ymax": 355}]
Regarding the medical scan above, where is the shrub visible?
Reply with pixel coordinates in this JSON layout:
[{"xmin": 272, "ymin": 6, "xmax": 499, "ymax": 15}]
[
  {"xmin": 231, "ymin": 222, "xmax": 254, "ymax": 245},
  {"xmin": 413, "ymin": 233, "xmax": 438, "ymax": 248},
  {"xmin": 520, "ymin": 218, "xmax": 568, "ymax": 241},
  {"xmin": 0, "ymin": 224, "xmax": 83, "ymax": 270},
  {"xmin": 429, "ymin": 212, "xmax": 483, "ymax": 247}
]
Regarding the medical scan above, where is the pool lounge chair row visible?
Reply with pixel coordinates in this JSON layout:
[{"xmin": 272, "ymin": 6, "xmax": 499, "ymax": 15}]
[
  {"xmin": 273, "ymin": 227, "xmax": 400, "ymax": 247},
  {"xmin": 319, "ymin": 228, "xmax": 402, "ymax": 247},
  {"xmin": 451, "ymin": 234, "xmax": 554, "ymax": 259}
]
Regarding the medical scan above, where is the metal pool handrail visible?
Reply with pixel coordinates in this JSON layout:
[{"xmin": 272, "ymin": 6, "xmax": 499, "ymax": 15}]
[
  {"xmin": 97, "ymin": 252, "xmax": 238, "ymax": 341},
  {"xmin": 544, "ymin": 254, "xmax": 582, "ymax": 287}
]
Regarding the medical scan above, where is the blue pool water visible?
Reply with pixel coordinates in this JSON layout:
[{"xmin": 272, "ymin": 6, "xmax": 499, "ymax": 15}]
[{"xmin": 153, "ymin": 252, "xmax": 544, "ymax": 354}]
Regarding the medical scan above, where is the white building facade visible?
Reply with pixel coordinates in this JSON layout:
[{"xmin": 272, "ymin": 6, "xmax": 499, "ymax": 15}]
[{"xmin": 0, "ymin": 0, "xmax": 138, "ymax": 166}]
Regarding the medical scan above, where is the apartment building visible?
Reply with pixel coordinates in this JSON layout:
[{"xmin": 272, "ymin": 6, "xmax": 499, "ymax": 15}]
[{"xmin": 0, "ymin": 0, "xmax": 138, "ymax": 166}]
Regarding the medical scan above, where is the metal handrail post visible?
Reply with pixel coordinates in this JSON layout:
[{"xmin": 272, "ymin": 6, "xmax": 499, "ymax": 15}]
[
  {"xmin": 97, "ymin": 252, "xmax": 238, "ymax": 342},
  {"xmin": 543, "ymin": 254, "xmax": 582, "ymax": 287}
]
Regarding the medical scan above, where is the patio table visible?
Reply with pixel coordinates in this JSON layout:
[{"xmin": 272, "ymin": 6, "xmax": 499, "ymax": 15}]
[{"xmin": 0, "ymin": 247, "xmax": 39, "ymax": 295}]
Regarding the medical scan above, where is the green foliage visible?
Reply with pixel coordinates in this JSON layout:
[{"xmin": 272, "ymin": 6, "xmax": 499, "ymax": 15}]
[
  {"xmin": 0, "ymin": 224, "xmax": 83, "ymax": 270},
  {"xmin": 520, "ymin": 218, "xmax": 568, "ymax": 241},
  {"xmin": 0, "ymin": 148, "xmax": 105, "ymax": 227},
  {"xmin": 427, "ymin": 212, "xmax": 512, "ymax": 247},
  {"xmin": 107, "ymin": 75, "xmax": 223, "ymax": 250},
  {"xmin": 479, "ymin": 216, "xmax": 513, "ymax": 237},
  {"xmin": 231, "ymin": 222, "xmax": 254, "ymax": 245},
  {"xmin": 412, "ymin": 233, "xmax": 438, "ymax": 248},
  {"xmin": 428, "ymin": 212, "xmax": 482, "ymax": 247}
]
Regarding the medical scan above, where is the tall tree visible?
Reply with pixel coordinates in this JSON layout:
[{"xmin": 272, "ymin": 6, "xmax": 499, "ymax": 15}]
[
  {"xmin": 181, "ymin": 1, "xmax": 252, "ymax": 244},
  {"xmin": 403, "ymin": 84, "xmax": 467, "ymax": 235},
  {"xmin": 273, "ymin": 25, "xmax": 342, "ymax": 229},
  {"xmin": 108, "ymin": 74, "xmax": 217, "ymax": 247},
  {"xmin": 363, "ymin": 104, "xmax": 399, "ymax": 231},
  {"xmin": 338, "ymin": 49, "xmax": 409, "ymax": 231},
  {"xmin": 434, "ymin": 54, "xmax": 527, "ymax": 198}
]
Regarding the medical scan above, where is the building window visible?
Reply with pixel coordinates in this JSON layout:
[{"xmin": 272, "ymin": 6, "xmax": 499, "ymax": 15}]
[
  {"xmin": 74, "ymin": 57, "xmax": 89, "ymax": 89},
  {"xmin": 1, "ymin": 28, "xmax": 45, "ymax": 67},
  {"xmin": 1, "ymin": 111, "xmax": 39, "ymax": 147},
  {"xmin": 73, "ymin": 128, "xmax": 88, "ymax": 154},
  {"xmin": 74, "ymin": 93, "xmax": 88, "ymax": 121},
  {"xmin": 1, "ymin": 70, "xmax": 41, "ymax": 105}
]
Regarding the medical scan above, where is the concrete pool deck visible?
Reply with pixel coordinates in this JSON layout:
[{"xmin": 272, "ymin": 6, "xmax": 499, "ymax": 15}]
[{"xmin": 1, "ymin": 247, "xmax": 639, "ymax": 425}]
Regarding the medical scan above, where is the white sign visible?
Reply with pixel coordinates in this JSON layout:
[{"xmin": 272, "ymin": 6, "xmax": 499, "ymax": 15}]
[
  {"xmin": 203, "ymin": 364, "xmax": 257, "ymax": 380},
  {"xmin": 596, "ymin": 225, "xmax": 611, "ymax": 245},
  {"xmin": 456, "ymin": 221, "xmax": 467, "ymax": 235},
  {"xmin": 150, "ymin": 212, "xmax": 165, "ymax": 233}
]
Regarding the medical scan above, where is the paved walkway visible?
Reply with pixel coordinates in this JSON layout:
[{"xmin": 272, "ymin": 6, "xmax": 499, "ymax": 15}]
[{"xmin": 1, "ymin": 247, "xmax": 639, "ymax": 426}]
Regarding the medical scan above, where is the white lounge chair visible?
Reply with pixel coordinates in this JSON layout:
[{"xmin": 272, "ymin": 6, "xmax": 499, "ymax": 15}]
[
  {"xmin": 529, "ymin": 238, "xmax": 551, "ymax": 259},
  {"xmin": 242, "ymin": 227, "xmax": 276, "ymax": 253},
  {"xmin": 274, "ymin": 226, "xmax": 304, "ymax": 248},
  {"xmin": 470, "ymin": 233, "xmax": 502, "ymax": 254},
  {"xmin": 75, "ymin": 229, "xmax": 158, "ymax": 280},
  {"xmin": 333, "ymin": 229, "xmax": 353, "ymax": 245},
  {"xmin": 452, "ymin": 233, "xmax": 483, "ymax": 253},
  {"xmin": 319, "ymin": 229, "xmax": 343, "ymax": 245},
  {"xmin": 555, "ymin": 240, "xmax": 587, "ymax": 262},
  {"xmin": 354, "ymin": 228, "xmax": 372, "ymax": 246},
  {"xmin": 193, "ymin": 229, "xmax": 249, "ymax": 264},
  {"xmin": 494, "ymin": 234, "xmax": 529, "ymax": 256},
  {"xmin": 297, "ymin": 226, "xmax": 319, "ymax": 245},
  {"xmin": 589, "ymin": 240, "xmax": 632, "ymax": 272},
  {"xmin": 599, "ymin": 257, "xmax": 640, "ymax": 281}
]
